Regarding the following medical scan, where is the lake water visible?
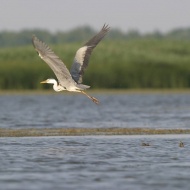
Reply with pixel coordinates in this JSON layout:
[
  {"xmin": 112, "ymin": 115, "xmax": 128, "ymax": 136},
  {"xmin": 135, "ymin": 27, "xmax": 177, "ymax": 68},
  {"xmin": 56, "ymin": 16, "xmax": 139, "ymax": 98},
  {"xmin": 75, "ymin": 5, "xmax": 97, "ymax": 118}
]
[
  {"xmin": 0, "ymin": 135, "xmax": 190, "ymax": 190},
  {"xmin": 1, "ymin": 92, "xmax": 190, "ymax": 189},
  {"xmin": 1, "ymin": 92, "xmax": 190, "ymax": 129}
]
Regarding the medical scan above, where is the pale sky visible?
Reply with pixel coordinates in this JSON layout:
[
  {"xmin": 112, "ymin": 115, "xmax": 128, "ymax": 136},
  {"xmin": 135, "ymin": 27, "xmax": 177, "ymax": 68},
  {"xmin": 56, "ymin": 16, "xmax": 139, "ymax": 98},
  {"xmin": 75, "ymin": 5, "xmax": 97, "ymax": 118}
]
[{"xmin": 1, "ymin": 0, "xmax": 190, "ymax": 34}]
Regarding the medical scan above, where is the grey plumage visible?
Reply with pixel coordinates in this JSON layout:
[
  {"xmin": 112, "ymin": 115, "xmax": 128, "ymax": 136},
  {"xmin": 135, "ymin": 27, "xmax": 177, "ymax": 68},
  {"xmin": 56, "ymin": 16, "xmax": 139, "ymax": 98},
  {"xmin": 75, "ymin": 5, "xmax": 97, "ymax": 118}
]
[
  {"xmin": 32, "ymin": 35, "xmax": 76, "ymax": 90},
  {"xmin": 70, "ymin": 24, "xmax": 110, "ymax": 83},
  {"xmin": 32, "ymin": 24, "xmax": 110, "ymax": 104}
]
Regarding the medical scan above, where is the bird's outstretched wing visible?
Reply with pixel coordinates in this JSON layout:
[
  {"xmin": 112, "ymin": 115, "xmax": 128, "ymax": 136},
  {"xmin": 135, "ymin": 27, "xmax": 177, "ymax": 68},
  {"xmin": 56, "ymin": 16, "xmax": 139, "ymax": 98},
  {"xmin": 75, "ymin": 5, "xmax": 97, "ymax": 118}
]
[
  {"xmin": 70, "ymin": 24, "xmax": 110, "ymax": 84},
  {"xmin": 32, "ymin": 35, "xmax": 76, "ymax": 88}
]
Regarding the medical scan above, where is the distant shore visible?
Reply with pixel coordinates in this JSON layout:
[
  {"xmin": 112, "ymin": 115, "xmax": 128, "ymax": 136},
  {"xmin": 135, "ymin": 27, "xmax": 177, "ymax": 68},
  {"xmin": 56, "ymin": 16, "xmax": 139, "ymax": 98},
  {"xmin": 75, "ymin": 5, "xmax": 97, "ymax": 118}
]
[
  {"xmin": 1, "ymin": 88, "xmax": 190, "ymax": 95},
  {"xmin": 0, "ymin": 128, "xmax": 190, "ymax": 137}
]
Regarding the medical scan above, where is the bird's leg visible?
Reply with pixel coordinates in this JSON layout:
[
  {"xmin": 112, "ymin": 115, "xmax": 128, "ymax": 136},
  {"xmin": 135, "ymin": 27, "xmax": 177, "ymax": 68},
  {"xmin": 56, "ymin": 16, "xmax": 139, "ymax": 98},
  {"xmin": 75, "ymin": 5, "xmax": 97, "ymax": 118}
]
[{"xmin": 81, "ymin": 91, "xmax": 99, "ymax": 104}]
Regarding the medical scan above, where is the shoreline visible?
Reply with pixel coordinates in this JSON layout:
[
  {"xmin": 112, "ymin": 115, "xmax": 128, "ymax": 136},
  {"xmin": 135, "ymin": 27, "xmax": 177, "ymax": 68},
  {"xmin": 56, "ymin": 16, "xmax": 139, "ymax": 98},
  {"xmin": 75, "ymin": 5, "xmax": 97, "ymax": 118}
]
[
  {"xmin": 1, "ymin": 88, "xmax": 190, "ymax": 95},
  {"xmin": 0, "ymin": 128, "xmax": 190, "ymax": 137}
]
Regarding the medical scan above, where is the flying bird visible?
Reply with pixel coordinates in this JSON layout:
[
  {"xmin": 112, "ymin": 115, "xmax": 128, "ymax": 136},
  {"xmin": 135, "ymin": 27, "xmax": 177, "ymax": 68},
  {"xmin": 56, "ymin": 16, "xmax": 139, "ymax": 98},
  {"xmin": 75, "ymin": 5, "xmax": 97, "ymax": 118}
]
[{"xmin": 32, "ymin": 24, "xmax": 110, "ymax": 104}]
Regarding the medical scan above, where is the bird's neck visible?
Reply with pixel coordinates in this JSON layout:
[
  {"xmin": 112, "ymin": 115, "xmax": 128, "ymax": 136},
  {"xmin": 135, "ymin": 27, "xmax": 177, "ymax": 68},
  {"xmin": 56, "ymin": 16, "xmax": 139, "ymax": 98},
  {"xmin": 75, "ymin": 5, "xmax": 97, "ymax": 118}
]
[{"xmin": 52, "ymin": 80, "xmax": 65, "ymax": 92}]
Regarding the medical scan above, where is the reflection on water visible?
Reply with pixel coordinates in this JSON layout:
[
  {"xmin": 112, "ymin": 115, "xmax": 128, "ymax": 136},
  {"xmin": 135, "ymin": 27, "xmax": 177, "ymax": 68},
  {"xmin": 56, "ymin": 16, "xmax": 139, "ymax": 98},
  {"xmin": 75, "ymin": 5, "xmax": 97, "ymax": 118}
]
[
  {"xmin": 0, "ymin": 135, "xmax": 190, "ymax": 190},
  {"xmin": 0, "ymin": 93, "xmax": 190, "ymax": 129}
]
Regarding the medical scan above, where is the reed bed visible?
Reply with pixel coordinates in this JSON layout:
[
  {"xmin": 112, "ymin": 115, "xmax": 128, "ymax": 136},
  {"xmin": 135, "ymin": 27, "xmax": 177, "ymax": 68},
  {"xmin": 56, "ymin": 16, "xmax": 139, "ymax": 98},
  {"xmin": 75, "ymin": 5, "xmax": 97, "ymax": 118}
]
[{"xmin": 1, "ymin": 39, "xmax": 190, "ymax": 89}]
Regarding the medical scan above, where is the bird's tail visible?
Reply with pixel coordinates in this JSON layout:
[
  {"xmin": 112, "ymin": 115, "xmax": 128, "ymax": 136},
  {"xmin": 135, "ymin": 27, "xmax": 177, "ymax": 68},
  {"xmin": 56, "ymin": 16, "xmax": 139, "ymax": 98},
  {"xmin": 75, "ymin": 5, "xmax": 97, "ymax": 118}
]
[{"xmin": 76, "ymin": 84, "xmax": 90, "ymax": 90}]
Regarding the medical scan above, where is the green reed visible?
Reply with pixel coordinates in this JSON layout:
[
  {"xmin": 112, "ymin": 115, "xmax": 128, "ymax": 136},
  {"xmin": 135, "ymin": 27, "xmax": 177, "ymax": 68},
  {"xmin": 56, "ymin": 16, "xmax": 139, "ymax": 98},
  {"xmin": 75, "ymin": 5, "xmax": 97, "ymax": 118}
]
[{"xmin": 0, "ymin": 39, "xmax": 190, "ymax": 89}]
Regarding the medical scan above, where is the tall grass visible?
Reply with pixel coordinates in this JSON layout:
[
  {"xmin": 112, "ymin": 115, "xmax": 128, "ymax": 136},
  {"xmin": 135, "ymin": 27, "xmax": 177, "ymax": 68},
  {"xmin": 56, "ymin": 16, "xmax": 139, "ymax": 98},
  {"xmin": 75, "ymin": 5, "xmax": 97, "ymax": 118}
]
[{"xmin": 1, "ymin": 39, "xmax": 190, "ymax": 89}]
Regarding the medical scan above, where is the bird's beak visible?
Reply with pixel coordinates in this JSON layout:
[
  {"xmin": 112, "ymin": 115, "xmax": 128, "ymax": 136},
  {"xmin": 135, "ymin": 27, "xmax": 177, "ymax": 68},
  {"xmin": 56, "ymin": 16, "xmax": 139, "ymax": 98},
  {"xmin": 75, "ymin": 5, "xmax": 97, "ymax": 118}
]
[{"xmin": 40, "ymin": 80, "xmax": 47, "ymax": 84}]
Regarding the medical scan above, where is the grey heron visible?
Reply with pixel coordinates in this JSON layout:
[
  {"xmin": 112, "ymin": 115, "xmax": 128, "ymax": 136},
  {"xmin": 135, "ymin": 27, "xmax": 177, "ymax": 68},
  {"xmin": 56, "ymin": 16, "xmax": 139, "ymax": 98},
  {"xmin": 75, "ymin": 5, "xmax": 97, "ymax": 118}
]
[{"xmin": 32, "ymin": 24, "xmax": 110, "ymax": 104}]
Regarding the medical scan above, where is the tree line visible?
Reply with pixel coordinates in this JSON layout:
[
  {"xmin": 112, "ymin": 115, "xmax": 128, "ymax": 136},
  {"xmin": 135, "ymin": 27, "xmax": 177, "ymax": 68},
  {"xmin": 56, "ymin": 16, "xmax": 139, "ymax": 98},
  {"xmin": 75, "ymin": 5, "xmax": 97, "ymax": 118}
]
[{"xmin": 1, "ymin": 26, "xmax": 190, "ymax": 47}]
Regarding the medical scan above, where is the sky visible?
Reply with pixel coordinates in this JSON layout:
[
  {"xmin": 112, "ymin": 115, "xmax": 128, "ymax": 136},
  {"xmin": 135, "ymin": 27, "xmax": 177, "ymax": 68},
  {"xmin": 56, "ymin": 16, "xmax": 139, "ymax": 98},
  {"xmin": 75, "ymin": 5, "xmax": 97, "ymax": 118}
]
[{"xmin": 1, "ymin": 0, "xmax": 190, "ymax": 34}]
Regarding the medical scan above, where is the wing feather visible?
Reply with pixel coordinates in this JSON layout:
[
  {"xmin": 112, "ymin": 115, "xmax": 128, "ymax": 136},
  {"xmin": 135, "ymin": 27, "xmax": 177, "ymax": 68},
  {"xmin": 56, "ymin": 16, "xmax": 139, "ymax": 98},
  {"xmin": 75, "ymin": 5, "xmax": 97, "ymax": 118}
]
[
  {"xmin": 70, "ymin": 24, "xmax": 110, "ymax": 83},
  {"xmin": 32, "ymin": 35, "xmax": 76, "ymax": 88}
]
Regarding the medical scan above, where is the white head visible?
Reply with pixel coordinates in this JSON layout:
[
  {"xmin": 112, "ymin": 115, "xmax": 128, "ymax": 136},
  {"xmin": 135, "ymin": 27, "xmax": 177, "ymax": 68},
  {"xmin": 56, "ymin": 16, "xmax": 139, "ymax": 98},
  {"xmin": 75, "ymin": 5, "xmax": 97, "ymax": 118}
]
[
  {"xmin": 40, "ymin": 78, "xmax": 57, "ymax": 84},
  {"xmin": 40, "ymin": 78, "xmax": 65, "ymax": 92}
]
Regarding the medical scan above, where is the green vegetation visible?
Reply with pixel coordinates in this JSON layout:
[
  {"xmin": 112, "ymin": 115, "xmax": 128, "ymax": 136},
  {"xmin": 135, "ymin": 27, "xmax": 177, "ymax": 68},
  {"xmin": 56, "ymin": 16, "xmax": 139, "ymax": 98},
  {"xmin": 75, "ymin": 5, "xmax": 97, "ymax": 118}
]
[
  {"xmin": 1, "ymin": 38, "xmax": 190, "ymax": 89},
  {"xmin": 1, "ymin": 26, "xmax": 190, "ymax": 48}
]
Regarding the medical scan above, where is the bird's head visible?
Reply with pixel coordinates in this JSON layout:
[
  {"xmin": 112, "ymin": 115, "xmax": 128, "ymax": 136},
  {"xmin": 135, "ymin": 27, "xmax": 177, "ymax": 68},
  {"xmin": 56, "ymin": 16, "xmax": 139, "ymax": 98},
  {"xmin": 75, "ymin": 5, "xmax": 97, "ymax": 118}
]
[
  {"xmin": 40, "ymin": 78, "xmax": 64, "ymax": 92},
  {"xmin": 40, "ymin": 78, "xmax": 56, "ymax": 84}
]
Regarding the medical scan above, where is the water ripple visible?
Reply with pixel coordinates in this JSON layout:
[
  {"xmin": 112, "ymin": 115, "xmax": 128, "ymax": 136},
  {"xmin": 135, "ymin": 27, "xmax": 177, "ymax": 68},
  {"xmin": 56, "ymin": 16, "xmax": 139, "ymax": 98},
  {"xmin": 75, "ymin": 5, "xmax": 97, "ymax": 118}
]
[
  {"xmin": 0, "ymin": 135, "xmax": 190, "ymax": 189},
  {"xmin": 1, "ymin": 93, "xmax": 190, "ymax": 129}
]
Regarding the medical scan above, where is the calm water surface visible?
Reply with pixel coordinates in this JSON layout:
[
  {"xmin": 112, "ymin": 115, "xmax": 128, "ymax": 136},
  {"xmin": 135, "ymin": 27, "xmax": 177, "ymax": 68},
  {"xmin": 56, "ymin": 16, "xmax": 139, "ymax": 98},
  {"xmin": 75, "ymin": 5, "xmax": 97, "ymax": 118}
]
[
  {"xmin": 0, "ymin": 93, "xmax": 190, "ymax": 129},
  {"xmin": 1, "ymin": 93, "xmax": 190, "ymax": 190},
  {"xmin": 0, "ymin": 135, "xmax": 190, "ymax": 190}
]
